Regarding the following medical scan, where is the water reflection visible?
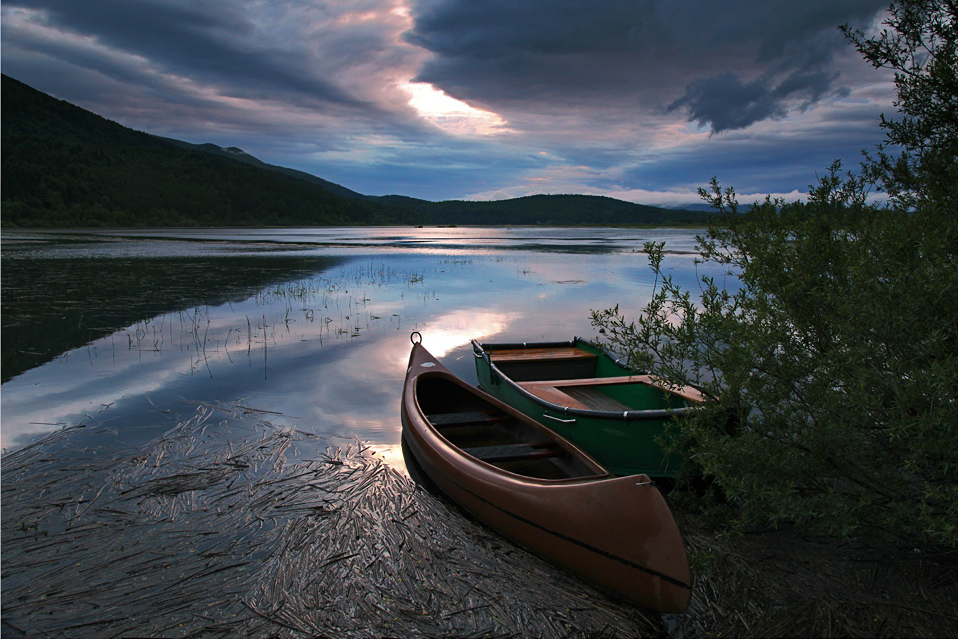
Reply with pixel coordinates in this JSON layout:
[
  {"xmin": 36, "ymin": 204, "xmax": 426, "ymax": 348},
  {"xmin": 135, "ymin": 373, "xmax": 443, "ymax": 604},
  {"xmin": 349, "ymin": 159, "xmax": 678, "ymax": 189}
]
[
  {"xmin": 0, "ymin": 252, "xmax": 345, "ymax": 381},
  {"xmin": 1, "ymin": 227, "xmax": 722, "ymax": 470},
  {"xmin": 7, "ymin": 226, "xmax": 706, "ymax": 255}
]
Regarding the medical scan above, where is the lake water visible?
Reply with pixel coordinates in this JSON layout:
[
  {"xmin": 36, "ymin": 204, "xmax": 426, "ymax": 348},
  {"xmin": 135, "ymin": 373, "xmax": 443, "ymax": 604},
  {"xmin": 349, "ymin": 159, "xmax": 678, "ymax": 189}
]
[{"xmin": 1, "ymin": 227, "xmax": 725, "ymax": 469}]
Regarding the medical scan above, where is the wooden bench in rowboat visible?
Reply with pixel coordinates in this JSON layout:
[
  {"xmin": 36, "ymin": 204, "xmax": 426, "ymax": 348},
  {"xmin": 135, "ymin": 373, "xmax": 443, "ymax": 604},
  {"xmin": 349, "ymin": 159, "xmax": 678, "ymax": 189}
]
[
  {"xmin": 518, "ymin": 376, "xmax": 705, "ymax": 412},
  {"xmin": 487, "ymin": 347, "xmax": 600, "ymax": 381},
  {"xmin": 488, "ymin": 347, "xmax": 599, "ymax": 363},
  {"xmin": 461, "ymin": 442, "xmax": 563, "ymax": 463},
  {"xmin": 426, "ymin": 411, "xmax": 511, "ymax": 426}
]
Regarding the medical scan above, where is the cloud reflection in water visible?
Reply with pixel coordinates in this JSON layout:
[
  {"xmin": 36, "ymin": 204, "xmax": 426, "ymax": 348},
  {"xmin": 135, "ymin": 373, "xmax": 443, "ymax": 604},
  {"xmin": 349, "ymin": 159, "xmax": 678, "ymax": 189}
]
[{"xmin": 2, "ymin": 228, "xmax": 725, "ymax": 473}]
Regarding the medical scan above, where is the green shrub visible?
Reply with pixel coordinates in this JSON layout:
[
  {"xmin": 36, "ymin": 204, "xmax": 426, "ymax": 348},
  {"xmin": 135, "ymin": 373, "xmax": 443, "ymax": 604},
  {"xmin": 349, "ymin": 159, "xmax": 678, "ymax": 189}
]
[{"xmin": 593, "ymin": 0, "xmax": 958, "ymax": 546}]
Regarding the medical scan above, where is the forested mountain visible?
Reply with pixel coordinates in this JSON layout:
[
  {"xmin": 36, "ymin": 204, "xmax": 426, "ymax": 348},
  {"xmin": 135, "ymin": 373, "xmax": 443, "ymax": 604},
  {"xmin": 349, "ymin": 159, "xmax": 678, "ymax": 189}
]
[
  {"xmin": 157, "ymin": 137, "xmax": 368, "ymax": 200},
  {"xmin": 0, "ymin": 75, "xmax": 419, "ymax": 228},
  {"xmin": 1, "ymin": 75, "xmax": 706, "ymax": 228}
]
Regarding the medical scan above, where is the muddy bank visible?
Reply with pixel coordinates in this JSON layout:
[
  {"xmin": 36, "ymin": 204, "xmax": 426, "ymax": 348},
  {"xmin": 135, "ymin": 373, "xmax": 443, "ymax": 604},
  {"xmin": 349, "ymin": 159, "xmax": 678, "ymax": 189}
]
[
  {"xmin": 1, "ymin": 406, "xmax": 660, "ymax": 638},
  {"xmin": 674, "ymin": 512, "xmax": 957, "ymax": 638},
  {"xmin": 2, "ymin": 404, "xmax": 955, "ymax": 638}
]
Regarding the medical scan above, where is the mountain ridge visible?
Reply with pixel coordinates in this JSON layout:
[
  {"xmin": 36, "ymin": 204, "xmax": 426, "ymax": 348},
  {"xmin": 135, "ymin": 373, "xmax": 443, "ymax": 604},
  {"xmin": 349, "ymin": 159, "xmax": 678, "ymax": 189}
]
[{"xmin": 1, "ymin": 74, "xmax": 707, "ymax": 228}]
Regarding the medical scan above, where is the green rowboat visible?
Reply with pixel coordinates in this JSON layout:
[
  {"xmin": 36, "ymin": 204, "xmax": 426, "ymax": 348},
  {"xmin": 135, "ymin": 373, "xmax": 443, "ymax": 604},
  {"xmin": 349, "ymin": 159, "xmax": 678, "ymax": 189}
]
[{"xmin": 472, "ymin": 337, "xmax": 703, "ymax": 478}]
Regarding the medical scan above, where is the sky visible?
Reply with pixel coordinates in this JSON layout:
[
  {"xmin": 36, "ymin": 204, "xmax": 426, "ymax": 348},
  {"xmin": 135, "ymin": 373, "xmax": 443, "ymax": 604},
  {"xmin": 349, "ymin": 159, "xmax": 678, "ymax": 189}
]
[{"xmin": 1, "ymin": 0, "xmax": 898, "ymax": 207}]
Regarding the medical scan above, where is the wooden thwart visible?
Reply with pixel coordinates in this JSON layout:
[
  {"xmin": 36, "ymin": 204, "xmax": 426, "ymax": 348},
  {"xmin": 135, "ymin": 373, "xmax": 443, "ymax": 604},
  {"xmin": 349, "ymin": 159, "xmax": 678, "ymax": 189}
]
[
  {"xmin": 427, "ymin": 411, "xmax": 510, "ymax": 427},
  {"xmin": 488, "ymin": 347, "xmax": 598, "ymax": 364},
  {"xmin": 462, "ymin": 443, "xmax": 562, "ymax": 463},
  {"xmin": 515, "ymin": 383, "xmax": 629, "ymax": 412},
  {"xmin": 518, "ymin": 383, "xmax": 593, "ymax": 410},
  {"xmin": 521, "ymin": 375, "xmax": 705, "ymax": 404},
  {"xmin": 562, "ymin": 387, "xmax": 631, "ymax": 412}
]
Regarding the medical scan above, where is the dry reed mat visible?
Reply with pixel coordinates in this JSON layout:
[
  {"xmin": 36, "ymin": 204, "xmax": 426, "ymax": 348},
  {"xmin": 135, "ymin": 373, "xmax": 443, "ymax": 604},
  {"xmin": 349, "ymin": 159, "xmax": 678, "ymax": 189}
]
[{"xmin": 1, "ymin": 405, "xmax": 662, "ymax": 639}]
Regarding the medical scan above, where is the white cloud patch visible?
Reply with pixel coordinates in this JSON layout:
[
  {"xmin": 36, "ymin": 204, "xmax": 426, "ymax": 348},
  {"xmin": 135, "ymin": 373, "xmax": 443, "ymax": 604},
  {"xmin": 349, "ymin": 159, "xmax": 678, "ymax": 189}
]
[{"xmin": 398, "ymin": 81, "xmax": 511, "ymax": 136}]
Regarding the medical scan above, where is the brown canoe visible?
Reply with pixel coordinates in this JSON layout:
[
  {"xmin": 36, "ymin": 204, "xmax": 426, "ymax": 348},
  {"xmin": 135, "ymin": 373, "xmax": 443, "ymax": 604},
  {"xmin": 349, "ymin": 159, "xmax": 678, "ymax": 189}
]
[{"xmin": 400, "ymin": 334, "xmax": 692, "ymax": 613}]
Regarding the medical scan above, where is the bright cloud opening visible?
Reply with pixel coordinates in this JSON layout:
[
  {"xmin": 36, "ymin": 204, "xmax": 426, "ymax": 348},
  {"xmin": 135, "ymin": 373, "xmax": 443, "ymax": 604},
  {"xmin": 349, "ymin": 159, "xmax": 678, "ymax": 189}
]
[{"xmin": 399, "ymin": 81, "xmax": 509, "ymax": 137}]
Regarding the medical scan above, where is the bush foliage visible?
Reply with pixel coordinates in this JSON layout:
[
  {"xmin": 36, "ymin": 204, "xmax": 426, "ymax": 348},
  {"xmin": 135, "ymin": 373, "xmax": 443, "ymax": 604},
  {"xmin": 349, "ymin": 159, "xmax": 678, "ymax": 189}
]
[{"xmin": 593, "ymin": 0, "xmax": 958, "ymax": 546}]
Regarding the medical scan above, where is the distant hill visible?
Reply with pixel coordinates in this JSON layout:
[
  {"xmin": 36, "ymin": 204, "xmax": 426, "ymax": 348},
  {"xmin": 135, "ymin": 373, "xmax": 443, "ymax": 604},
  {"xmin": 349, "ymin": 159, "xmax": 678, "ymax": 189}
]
[
  {"xmin": 0, "ymin": 75, "xmax": 419, "ymax": 228},
  {"xmin": 157, "ymin": 137, "xmax": 367, "ymax": 200},
  {"xmin": 1, "ymin": 75, "xmax": 707, "ymax": 228},
  {"xmin": 377, "ymin": 194, "xmax": 707, "ymax": 226}
]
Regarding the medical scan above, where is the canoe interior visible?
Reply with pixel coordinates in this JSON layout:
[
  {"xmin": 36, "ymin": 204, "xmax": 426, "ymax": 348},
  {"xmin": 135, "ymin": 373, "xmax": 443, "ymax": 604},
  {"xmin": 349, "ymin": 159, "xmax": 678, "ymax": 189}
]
[
  {"xmin": 416, "ymin": 375, "xmax": 601, "ymax": 481},
  {"xmin": 489, "ymin": 345, "xmax": 693, "ymax": 411},
  {"xmin": 488, "ymin": 341, "xmax": 636, "ymax": 381},
  {"xmin": 488, "ymin": 346, "xmax": 602, "ymax": 382}
]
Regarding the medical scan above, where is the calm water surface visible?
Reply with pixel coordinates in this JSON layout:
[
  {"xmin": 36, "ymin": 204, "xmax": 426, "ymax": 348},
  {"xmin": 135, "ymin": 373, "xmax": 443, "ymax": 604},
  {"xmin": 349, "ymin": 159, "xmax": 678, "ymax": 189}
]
[{"xmin": 1, "ymin": 227, "xmax": 725, "ymax": 469}]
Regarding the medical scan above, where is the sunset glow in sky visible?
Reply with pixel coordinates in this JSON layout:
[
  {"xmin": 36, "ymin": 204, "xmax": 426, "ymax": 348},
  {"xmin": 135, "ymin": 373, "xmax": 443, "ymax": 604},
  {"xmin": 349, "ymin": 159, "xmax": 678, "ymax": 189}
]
[
  {"xmin": 399, "ymin": 81, "xmax": 511, "ymax": 136},
  {"xmin": 2, "ymin": 0, "xmax": 896, "ymax": 206}
]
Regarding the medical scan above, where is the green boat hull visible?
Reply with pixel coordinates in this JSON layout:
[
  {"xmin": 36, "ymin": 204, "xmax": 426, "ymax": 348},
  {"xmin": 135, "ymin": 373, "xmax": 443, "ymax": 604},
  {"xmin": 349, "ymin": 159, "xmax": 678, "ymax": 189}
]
[{"xmin": 473, "ymin": 338, "xmax": 699, "ymax": 478}]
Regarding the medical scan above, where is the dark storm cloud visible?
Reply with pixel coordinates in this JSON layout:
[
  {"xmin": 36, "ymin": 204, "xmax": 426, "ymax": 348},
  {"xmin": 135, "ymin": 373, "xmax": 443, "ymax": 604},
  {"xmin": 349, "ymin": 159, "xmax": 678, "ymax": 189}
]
[
  {"xmin": 4, "ymin": 0, "xmax": 365, "ymax": 108},
  {"xmin": 669, "ymin": 69, "xmax": 843, "ymax": 133},
  {"xmin": 1, "ymin": 0, "xmax": 899, "ymax": 204},
  {"xmin": 407, "ymin": 0, "xmax": 888, "ymax": 129}
]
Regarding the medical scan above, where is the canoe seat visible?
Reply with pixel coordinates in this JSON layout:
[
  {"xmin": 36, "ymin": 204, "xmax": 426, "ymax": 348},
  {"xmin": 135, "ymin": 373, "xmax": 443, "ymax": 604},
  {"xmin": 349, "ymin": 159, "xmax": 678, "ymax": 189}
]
[
  {"xmin": 428, "ymin": 411, "xmax": 509, "ymax": 427},
  {"xmin": 489, "ymin": 347, "xmax": 597, "ymax": 364},
  {"xmin": 516, "ymin": 383, "xmax": 631, "ymax": 411},
  {"xmin": 561, "ymin": 386, "xmax": 631, "ymax": 412},
  {"xmin": 463, "ymin": 443, "xmax": 562, "ymax": 463},
  {"xmin": 517, "ymin": 383, "xmax": 594, "ymax": 410},
  {"xmin": 521, "ymin": 376, "xmax": 705, "ymax": 404}
]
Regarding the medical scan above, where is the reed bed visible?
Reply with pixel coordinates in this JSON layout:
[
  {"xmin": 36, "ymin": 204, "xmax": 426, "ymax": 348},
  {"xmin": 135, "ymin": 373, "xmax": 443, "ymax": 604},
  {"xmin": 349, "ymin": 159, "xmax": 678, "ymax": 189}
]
[
  {"xmin": 1, "ymin": 406, "xmax": 661, "ymax": 638},
  {"xmin": 5, "ymin": 406, "xmax": 954, "ymax": 638}
]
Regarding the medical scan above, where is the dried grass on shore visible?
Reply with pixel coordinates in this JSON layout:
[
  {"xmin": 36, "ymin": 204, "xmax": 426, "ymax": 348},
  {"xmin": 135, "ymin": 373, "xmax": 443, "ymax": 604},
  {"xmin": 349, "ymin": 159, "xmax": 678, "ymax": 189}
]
[
  {"xmin": 1, "ymin": 405, "xmax": 660, "ymax": 638},
  {"xmin": 672, "ymin": 513, "xmax": 958, "ymax": 638},
  {"xmin": 5, "ymin": 404, "xmax": 955, "ymax": 639}
]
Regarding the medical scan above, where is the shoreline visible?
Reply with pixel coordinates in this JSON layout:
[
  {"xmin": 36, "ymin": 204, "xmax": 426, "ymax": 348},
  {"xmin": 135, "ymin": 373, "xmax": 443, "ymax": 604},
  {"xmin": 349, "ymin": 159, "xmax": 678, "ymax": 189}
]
[
  {"xmin": 1, "ymin": 407, "xmax": 660, "ymax": 638},
  {"xmin": 4, "ymin": 405, "xmax": 955, "ymax": 638}
]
